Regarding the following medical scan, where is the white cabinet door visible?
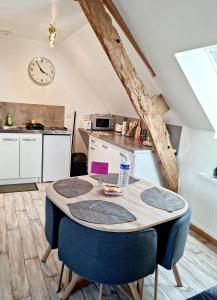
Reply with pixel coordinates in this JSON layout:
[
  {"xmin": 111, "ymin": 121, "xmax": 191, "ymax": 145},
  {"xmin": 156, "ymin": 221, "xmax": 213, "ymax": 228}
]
[
  {"xmin": 98, "ymin": 143, "xmax": 121, "ymax": 173},
  {"xmin": 0, "ymin": 134, "xmax": 20, "ymax": 180},
  {"xmin": 20, "ymin": 134, "xmax": 42, "ymax": 179}
]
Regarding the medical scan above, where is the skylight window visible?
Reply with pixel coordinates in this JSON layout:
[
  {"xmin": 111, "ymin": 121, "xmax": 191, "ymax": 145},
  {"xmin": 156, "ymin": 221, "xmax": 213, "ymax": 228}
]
[{"xmin": 175, "ymin": 45, "xmax": 217, "ymax": 132}]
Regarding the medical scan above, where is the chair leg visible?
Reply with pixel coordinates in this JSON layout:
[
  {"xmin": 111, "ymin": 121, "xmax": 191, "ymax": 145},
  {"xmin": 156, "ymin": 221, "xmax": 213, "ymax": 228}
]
[
  {"xmin": 154, "ymin": 265, "xmax": 158, "ymax": 300},
  {"xmin": 41, "ymin": 245, "xmax": 51, "ymax": 262},
  {"xmin": 172, "ymin": 265, "xmax": 183, "ymax": 287},
  {"xmin": 57, "ymin": 263, "xmax": 65, "ymax": 293},
  {"xmin": 129, "ymin": 282, "xmax": 141, "ymax": 300},
  {"xmin": 99, "ymin": 284, "xmax": 103, "ymax": 300},
  {"xmin": 61, "ymin": 273, "xmax": 80, "ymax": 300},
  {"xmin": 66, "ymin": 268, "xmax": 72, "ymax": 285},
  {"xmin": 137, "ymin": 279, "xmax": 144, "ymax": 299}
]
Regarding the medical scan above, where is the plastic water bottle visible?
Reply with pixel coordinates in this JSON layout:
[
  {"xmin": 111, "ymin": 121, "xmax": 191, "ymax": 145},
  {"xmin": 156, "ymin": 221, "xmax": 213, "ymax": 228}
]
[{"xmin": 118, "ymin": 154, "xmax": 131, "ymax": 189}]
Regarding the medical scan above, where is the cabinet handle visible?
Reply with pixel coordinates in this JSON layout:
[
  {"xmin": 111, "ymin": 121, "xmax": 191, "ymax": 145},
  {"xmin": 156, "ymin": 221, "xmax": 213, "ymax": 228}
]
[
  {"xmin": 22, "ymin": 138, "xmax": 36, "ymax": 142},
  {"xmin": 120, "ymin": 153, "xmax": 125, "ymax": 157},
  {"xmin": 90, "ymin": 139, "xmax": 95, "ymax": 143},
  {"xmin": 90, "ymin": 147, "xmax": 96, "ymax": 151},
  {"xmin": 102, "ymin": 145, "xmax": 108, "ymax": 149},
  {"xmin": 3, "ymin": 138, "xmax": 18, "ymax": 141}
]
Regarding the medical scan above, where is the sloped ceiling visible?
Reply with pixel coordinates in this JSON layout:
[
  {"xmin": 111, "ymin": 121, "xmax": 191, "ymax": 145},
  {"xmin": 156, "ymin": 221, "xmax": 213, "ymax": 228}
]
[{"xmin": 114, "ymin": 0, "xmax": 217, "ymax": 130}]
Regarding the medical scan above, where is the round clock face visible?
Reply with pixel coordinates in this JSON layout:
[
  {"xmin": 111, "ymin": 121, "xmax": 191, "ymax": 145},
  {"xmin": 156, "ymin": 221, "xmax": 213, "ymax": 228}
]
[{"xmin": 28, "ymin": 57, "xmax": 55, "ymax": 85}]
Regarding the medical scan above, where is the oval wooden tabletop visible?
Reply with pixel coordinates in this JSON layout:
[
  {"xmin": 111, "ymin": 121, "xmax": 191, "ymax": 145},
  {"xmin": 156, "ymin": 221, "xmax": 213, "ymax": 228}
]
[{"xmin": 46, "ymin": 175, "xmax": 188, "ymax": 233}]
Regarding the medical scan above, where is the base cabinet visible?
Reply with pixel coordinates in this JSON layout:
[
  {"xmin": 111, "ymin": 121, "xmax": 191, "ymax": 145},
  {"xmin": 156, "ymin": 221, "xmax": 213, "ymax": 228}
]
[
  {"xmin": 0, "ymin": 133, "xmax": 42, "ymax": 184},
  {"xmin": 88, "ymin": 137, "xmax": 163, "ymax": 186}
]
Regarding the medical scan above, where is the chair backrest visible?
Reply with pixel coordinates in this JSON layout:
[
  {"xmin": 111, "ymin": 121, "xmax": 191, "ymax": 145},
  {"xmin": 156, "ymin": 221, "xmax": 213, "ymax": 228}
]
[
  {"xmin": 58, "ymin": 217, "xmax": 157, "ymax": 285},
  {"xmin": 45, "ymin": 197, "xmax": 65, "ymax": 249},
  {"xmin": 156, "ymin": 208, "xmax": 191, "ymax": 269}
]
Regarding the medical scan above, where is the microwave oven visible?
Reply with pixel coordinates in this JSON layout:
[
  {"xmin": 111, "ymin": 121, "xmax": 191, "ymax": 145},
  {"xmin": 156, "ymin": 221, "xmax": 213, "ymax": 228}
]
[{"xmin": 90, "ymin": 114, "xmax": 115, "ymax": 131}]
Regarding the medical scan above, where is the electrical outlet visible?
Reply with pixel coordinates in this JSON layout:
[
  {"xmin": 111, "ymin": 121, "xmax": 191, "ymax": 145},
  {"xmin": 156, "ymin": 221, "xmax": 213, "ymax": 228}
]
[{"xmin": 82, "ymin": 113, "xmax": 89, "ymax": 120}]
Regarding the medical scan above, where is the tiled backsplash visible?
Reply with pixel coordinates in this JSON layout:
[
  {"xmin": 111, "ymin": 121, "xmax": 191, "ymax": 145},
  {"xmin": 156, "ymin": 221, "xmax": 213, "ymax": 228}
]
[{"xmin": 0, "ymin": 102, "xmax": 65, "ymax": 128}]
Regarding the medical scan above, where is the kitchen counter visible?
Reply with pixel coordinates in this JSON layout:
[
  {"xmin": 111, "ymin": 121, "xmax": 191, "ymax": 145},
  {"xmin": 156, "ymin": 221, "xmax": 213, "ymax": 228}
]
[
  {"xmin": 79, "ymin": 128, "xmax": 152, "ymax": 153},
  {"xmin": 0, "ymin": 128, "xmax": 71, "ymax": 135}
]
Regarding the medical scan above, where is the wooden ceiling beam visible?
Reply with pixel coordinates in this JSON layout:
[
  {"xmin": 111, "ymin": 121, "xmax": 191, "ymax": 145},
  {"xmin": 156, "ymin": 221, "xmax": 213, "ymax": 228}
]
[
  {"xmin": 78, "ymin": 0, "xmax": 179, "ymax": 192},
  {"xmin": 103, "ymin": 0, "xmax": 156, "ymax": 77}
]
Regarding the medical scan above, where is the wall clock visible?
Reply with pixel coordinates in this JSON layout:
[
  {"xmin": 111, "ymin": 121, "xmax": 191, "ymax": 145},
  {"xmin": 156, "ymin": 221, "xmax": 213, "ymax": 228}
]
[{"xmin": 28, "ymin": 57, "xmax": 55, "ymax": 85}]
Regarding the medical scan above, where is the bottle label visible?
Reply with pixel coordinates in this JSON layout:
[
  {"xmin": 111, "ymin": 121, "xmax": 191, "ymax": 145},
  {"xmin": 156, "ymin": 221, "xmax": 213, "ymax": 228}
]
[{"xmin": 120, "ymin": 163, "xmax": 130, "ymax": 170}]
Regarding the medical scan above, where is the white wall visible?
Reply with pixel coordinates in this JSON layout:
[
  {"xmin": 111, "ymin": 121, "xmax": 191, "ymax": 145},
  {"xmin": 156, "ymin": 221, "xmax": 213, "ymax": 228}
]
[
  {"xmin": 0, "ymin": 34, "xmax": 109, "ymax": 151},
  {"xmin": 178, "ymin": 128, "xmax": 217, "ymax": 196}
]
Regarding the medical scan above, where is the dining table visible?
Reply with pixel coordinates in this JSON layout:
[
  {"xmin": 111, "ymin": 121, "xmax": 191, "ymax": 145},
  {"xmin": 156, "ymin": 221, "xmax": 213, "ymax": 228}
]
[
  {"xmin": 45, "ymin": 174, "xmax": 188, "ymax": 233},
  {"xmin": 44, "ymin": 174, "xmax": 188, "ymax": 298}
]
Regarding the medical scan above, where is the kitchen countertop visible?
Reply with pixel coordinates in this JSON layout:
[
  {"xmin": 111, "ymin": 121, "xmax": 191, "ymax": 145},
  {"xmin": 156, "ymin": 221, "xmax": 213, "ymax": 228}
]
[
  {"xmin": 0, "ymin": 128, "xmax": 71, "ymax": 135},
  {"xmin": 79, "ymin": 128, "xmax": 152, "ymax": 153}
]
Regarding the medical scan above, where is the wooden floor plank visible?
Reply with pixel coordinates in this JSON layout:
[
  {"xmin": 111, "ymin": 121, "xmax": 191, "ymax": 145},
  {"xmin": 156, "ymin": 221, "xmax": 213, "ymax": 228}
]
[
  {"xmin": 36, "ymin": 183, "xmax": 46, "ymax": 192},
  {"xmin": 4, "ymin": 193, "xmax": 18, "ymax": 229},
  {"xmin": 25, "ymin": 258, "xmax": 50, "ymax": 300},
  {"xmin": 0, "ymin": 254, "xmax": 13, "ymax": 300},
  {"xmin": 23, "ymin": 192, "xmax": 39, "ymax": 220},
  {"xmin": 14, "ymin": 192, "xmax": 25, "ymax": 211},
  {"xmin": 7, "ymin": 228, "xmax": 30, "ymax": 299},
  {"xmin": 68, "ymin": 288, "xmax": 85, "ymax": 300},
  {"xmin": 82, "ymin": 283, "xmax": 99, "ymax": 300},
  {"xmin": 30, "ymin": 190, "xmax": 41, "ymax": 200},
  {"xmin": 17, "ymin": 210, "xmax": 38, "ymax": 260},
  {"xmin": 39, "ymin": 191, "xmax": 46, "ymax": 200},
  {"xmin": 0, "ymin": 193, "xmax": 4, "ymax": 207},
  {"xmin": 101, "ymin": 284, "xmax": 122, "ymax": 299},
  {"xmin": 0, "ymin": 208, "xmax": 7, "ymax": 254},
  {"xmin": 44, "ymin": 275, "xmax": 61, "ymax": 300},
  {"xmin": 30, "ymin": 219, "xmax": 58, "ymax": 277},
  {"xmin": 34, "ymin": 198, "xmax": 45, "ymax": 227}
]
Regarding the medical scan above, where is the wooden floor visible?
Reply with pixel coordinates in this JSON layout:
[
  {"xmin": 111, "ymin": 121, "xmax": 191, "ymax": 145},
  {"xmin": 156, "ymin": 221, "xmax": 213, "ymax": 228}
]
[{"xmin": 0, "ymin": 183, "xmax": 217, "ymax": 300}]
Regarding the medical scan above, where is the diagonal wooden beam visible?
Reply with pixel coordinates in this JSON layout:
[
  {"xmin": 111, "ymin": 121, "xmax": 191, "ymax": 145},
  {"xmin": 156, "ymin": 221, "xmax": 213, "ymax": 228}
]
[
  {"xmin": 103, "ymin": 0, "xmax": 170, "ymax": 114},
  {"xmin": 78, "ymin": 0, "xmax": 179, "ymax": 192},
  {"xmin": 103, "ymin": 0, "xmax": 156, "ymax": 77}
]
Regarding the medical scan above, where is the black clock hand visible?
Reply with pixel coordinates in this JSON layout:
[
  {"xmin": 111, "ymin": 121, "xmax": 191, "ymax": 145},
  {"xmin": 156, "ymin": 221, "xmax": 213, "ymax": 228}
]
[{"xmin": 36, "ymin": 61, "xmax": 50, "ymax": 76}]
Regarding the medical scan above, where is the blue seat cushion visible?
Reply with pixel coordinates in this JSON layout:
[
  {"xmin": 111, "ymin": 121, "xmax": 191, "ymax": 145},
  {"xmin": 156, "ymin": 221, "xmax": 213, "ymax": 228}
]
[{"xmin": 187, "ymin": 285, "xmax": 217, "ymax": 299}]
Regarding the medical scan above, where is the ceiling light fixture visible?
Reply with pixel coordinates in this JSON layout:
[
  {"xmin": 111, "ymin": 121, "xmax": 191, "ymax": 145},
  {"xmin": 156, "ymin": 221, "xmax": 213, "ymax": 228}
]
[{"xmin": 48, "ymin": 24, "xmax": 56, "ymax": 48}]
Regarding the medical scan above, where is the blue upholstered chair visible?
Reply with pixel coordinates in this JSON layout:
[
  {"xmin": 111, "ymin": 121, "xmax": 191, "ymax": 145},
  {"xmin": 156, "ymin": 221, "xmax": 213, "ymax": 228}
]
[
  {"xmin": 58, "ymin": 216, "xmax": 157, "ymax": 300},
  {"xmin": 154, "ymin": 208, "xmax": 192, "ymax": 300},
  {"xmin": 41, "ymin": 197, "xmax": 65, "ymax": 262}
]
